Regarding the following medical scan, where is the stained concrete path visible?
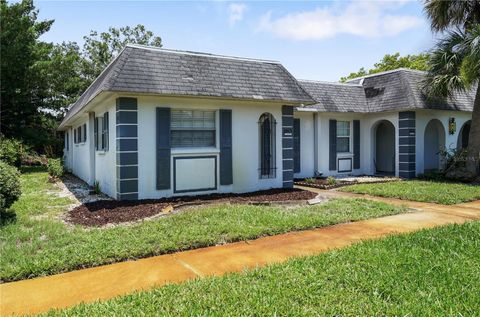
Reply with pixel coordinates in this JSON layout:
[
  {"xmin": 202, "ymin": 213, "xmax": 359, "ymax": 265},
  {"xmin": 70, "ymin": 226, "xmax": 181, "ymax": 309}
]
[{"xmin": 1, "ymin": 192, "xmax": 480, "ymax": 316}]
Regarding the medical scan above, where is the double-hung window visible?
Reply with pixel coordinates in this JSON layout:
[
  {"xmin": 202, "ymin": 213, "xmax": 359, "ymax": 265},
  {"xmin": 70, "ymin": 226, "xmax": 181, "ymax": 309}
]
[
  {"xmin": 94, "ymin": 112, "xmax": 109, "ymax": 151},
  {"xmin": 171, "ymin": 110, "xmax": 216, "ymax": 148},
  {"xmin": 336, "ymin": 121, "xmax": 351, "ymax": 153}
]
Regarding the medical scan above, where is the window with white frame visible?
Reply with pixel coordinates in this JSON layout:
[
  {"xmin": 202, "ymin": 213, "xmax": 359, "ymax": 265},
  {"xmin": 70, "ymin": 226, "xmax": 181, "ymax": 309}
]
[
  {"xmin": 171, "ymin": 110, "xmax": 216, "ymax": 148},
  {"xmin": 336, "ymin": 121, "xmax": 350, "ymax": 153},
  {"xmin": 94, "ymin": 112, "xmax": 109, "ymax": 151}
]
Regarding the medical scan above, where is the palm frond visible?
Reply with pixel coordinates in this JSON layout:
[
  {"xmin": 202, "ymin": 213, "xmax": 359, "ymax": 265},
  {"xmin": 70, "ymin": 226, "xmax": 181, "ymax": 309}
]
[
  {"xmin": 424, "ymin": 0, "xmax": 480, "ymax": 32},
  {"xmin": 423, "ymin": 29, "xmax": 468, "ymax": 99}
]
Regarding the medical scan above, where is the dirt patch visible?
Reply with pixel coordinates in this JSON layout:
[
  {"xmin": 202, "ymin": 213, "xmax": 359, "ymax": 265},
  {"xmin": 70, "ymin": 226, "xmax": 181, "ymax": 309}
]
[
  {"xmin": 68, "ymin": 188, "xmax": 317, "ymax": 227},
  {"xmin": 295, "ymin": 176, "xmax": 399, "ymax": 190}
]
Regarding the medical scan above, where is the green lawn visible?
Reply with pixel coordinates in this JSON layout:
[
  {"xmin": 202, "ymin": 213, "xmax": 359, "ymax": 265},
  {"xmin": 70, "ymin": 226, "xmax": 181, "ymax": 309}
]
[
  {"xmin": 44, "ymin": 221, "xmax": 480, "ymax": 316},
  {"xmin": 0, "ymin": 168, "xmax": 407, "ymax": 283},
  {"xmin": 341, "ymin": 180, "xmax": 480, "ymax": 205}
]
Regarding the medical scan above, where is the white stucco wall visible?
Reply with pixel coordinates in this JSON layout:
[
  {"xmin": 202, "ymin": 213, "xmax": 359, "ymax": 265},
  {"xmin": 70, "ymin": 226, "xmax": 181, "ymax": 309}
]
[
  {"xmin": 135, "ymin": 95, "xmax": 287, "ymax": 199},
  {"xmin": 293, "ymin": 111, "xmax": 315, "ymax": 179},
  {"xmin": 68, "ymin": 115, "xmax": 92, "ymax": 184},
  {"xmin": 415, "ymin": 109, "xmax": 472, "ymax": 175}
]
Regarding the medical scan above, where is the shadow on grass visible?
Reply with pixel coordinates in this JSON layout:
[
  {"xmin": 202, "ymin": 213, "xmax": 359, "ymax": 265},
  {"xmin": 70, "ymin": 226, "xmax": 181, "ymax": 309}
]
[
  {"xmin": 20, "ymin": 166, "xmax": 47, "ymax": 174},
  {"xmin": 1, "ymin": 210, "xmax": 17, "ymax": 226}
]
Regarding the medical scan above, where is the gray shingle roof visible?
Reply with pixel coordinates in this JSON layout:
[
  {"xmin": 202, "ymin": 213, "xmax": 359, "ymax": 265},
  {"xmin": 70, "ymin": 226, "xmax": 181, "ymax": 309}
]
[
  {"xmin": 298, "ymin": 80, "xmax": 367, "ymax": 112},
  {"xmin": 59, "ymin": 45, "xmax": 314, "ymax": 128},
  {"xmin": 346, "ymin": 69, "xmax": 475, "ymax": 113}
]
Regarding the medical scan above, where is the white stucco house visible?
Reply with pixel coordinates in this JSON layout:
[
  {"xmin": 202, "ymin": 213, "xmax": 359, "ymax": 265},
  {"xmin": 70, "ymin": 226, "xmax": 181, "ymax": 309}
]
[{"xmin": 58, "ymin": 45, "xmax": 475, "ymax": 200}]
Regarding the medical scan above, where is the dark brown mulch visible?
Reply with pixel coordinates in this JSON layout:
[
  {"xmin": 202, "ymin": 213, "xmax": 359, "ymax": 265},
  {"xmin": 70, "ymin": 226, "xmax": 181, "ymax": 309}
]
[
  {"xmin": 68, "ymin": 188, "xmax": 317, "ymax": 227},
  {"xmin": 295, "ymin": 178, "xmax": 354, "ymax": 190}
]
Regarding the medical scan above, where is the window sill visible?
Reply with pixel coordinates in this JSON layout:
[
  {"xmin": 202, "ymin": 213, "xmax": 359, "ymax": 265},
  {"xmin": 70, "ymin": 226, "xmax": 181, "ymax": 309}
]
[
  {"xmin": 171, "ymin": 147, "xmax": 220, "ymax": 155},
  {"xmin": 337, "ymin": 152, "xmax": 353, "ymax": 157},
  {"xmin": 96, "ymin": 150, "xmax": 107, "ymax": 155}
]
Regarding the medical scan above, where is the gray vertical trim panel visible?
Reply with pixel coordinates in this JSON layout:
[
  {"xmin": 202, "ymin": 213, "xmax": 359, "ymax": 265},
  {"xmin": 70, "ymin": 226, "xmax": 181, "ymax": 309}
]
[
  {"xmin": 156, "ymin": 107, "xmax": 171, "ymax": 190},
  {"xmin": 116, "ymin": 97, "xmax": 138, "ymax": 200},
  {"xmin": 398, "ymin": 111, "xmax": 416, "ymax": 179},
  {"xmin": 219, "ymin": 109, "xmax": 233, "ymax": 185},
  {"xmin": 293, "ymin": 118, "xmax": 300, "ymax": 173},
  {"xmin": 282, "ymin": 106, "xmax": 294, "ymax": 188}
]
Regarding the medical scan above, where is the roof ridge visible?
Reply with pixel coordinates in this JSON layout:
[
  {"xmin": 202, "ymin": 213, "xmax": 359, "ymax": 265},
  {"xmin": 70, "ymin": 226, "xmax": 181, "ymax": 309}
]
[
  {"xmin": 345, "ymin": 68, "xmax": 427, "ymax": 82},
  {"xmin": 277, "ymin": 65, "xmax": 316, "ymax": 104},
  {"xmin": 126, "ymin": 44, "xmax": 282, "ymax": 64},
  {"xmin": 298, "ymin": 79, "xmax": 363, "ymax": 87}
]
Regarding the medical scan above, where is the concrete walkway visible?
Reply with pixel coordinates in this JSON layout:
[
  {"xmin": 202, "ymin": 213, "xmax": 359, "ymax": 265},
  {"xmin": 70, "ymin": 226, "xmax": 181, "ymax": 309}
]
[{"xmin": 1, "ymin": 193, "xmax": 480, "ymax": 316}]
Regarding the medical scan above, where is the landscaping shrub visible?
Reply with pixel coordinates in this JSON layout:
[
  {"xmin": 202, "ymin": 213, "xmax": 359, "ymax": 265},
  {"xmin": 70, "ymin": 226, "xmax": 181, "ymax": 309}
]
[
  {"xmin": 327, "ymin": 176, "xmax": 337, "ymax": 185},
  {"xmin": 0, "ymin": 137, "xmax": 26, "ymax": 167},
  {"xmin": 47, "ymin": 158, "xmax": 64, "ymax": 179},
  {"xmin": 0, "ymin": 161, "xmax": 21, "ymax": 213}
]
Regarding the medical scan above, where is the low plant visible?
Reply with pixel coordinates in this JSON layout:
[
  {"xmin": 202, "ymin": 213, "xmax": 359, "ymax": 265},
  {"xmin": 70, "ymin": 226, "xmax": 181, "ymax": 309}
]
[
  {"xmin": 47, "ymin": 158, "xmax": 64, "ymax": 179},
  {"xmin": 0, "ymin": 137, "xmax": 27, "ymax": 167},
  {"xmin": 327, "ymin": 176, "xmax": 337, "ymax": 185},
  {"xmin": 304, "ymin": 178, "xmax": 316, "ymax": 184},
  {"xmin": 93, "ymin": 180, "xmax": 101, "ymax": 195},
  {"xmin": 0, "ymin": 161, "xmax": 21, "ymax": 213}
]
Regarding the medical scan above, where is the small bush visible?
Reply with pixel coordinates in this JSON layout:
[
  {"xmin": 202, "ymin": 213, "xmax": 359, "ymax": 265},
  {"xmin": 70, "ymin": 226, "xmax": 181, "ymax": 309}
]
[
  {"xmin": 47, "ymin": 158, "xmax": 64, "ymax": 179},
  {"xmin": 327, "ymin": 176, "xmax": 337, "ymax": 185},
  {"xmin": 0, "ymin": 161, "xmax": 21, "ymax": 213},
  {"xmin": 304, "ymin": 178, "xmax": 316, "ymax": 184},
  {"xmin": 93, "ymin": 180, "xmax": 101, "ymax": 194},
  {"xmin": 0, "ymin": 137, "xmax": 26, "ymax": 167}
]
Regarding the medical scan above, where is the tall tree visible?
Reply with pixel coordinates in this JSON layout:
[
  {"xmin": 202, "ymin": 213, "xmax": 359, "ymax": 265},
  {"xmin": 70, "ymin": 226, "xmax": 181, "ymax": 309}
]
[
  {"xmin": 423, "ymin": 0, "xmax": 480, "ymax": 176},
  {"xmin": 340, "ymin": 53, "xmax": 429, "ymax": 82},
  {"xmin": 0, "ymin": 0, "xmax": 54, "ymax": 142},
  {"xmin": 81, "ymin": 25, "xmax": 162, "ymax": 82}
]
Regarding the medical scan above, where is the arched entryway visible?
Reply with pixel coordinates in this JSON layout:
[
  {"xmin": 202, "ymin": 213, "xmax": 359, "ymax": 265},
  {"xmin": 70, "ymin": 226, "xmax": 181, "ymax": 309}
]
[
  {"xmin": 374, "ymin": 120, "xmax": 396, "ymax": 175},
  {"xmin": 424, "ymin": 119, "xmax": 446, "ymax": 171},
  {"xmin": 457, "ymin": 120, "xmax": 471, "ymax": 149}
]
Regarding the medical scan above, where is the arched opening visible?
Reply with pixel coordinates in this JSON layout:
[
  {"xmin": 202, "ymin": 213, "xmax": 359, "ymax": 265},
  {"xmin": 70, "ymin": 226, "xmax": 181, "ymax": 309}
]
[
  {"xmin": 457, "ymin": 120, "xmax": 471, "ymax": 149},
  {"xmin": 424, "ymin": 119, "xmax": 446, "ymax": 171},
  {"xmin": 259, "ymin": 113, "xmax": 276, "ymax": 178},
  {"xmin": 374, "ymin": 120, "xmax": 395, "ymax": 175}
]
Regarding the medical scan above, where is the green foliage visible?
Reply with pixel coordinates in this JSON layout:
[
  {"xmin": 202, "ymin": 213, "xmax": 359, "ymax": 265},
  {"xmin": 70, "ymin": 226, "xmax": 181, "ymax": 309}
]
[
  {"xmin": 47, "ymin": 158, "xmax": 64, "ymax": 179},
  {"xmin": 44, "ymin": 222, "xmax": 480, "ymax": 316},
  {"xmin": 342, "ymin": 180, "xmax": 480, "ymax": 205},
  {"xmin": 0, "ymin": 161, "xmax": 22, "ymax": 213},
  {"xmin": 340, "ymin": 53, "xmax": 429, "ymax": 82},
  {"xmin": 93, "ymin": 180, "xmax": 101, "ymax": 194},
  {"xmin": 0, "ymin": 0, "xmax": 55, "ymax": 147},
  {"xmin": 326, "ymin": 176, "xmax": 337, "ymax": 185},
  {"xmin": 1, "ymin": 0, "xmax": 163, "ymax": 156},
  {"xmin": 0, "ymin": 168, "xmax": 406, "ymax": 282},
  {"xmin": 304, "ymin": 178, "xmax": 316, "ymax": 184},
  {"xmin": 0, "ymin": 137, "xmax": 27, "ymax": 167}
]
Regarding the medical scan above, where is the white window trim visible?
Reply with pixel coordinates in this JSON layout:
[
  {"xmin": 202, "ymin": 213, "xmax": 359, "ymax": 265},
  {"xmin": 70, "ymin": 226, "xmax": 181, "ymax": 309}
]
[
  {"xmin": 336, "ymin": 120, "xmax": 352, "ymax": 154},
  {"xmin": 170, "ymin": 109, "xmax": 217, "ymax": 149}
]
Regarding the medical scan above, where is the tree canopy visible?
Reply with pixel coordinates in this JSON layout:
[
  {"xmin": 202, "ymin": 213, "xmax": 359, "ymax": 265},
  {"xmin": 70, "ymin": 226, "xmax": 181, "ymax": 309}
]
[
  {"xmin": 0, "ymin": 0, "xmax": 162, "ymax": 155},
  {"xmin": 340, "ymin": 53, "xmax": 429, "ymax": 82}
]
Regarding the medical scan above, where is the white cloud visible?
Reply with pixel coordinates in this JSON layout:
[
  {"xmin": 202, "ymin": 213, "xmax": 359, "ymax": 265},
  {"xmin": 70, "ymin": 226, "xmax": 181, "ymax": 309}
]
[
  {"xmin": 257, "ymin": 1, "xmax": 422, "ymax": 40},
  {"xmin": 228, "ymin": 3, "xmax": 247, "ymax": 27}
]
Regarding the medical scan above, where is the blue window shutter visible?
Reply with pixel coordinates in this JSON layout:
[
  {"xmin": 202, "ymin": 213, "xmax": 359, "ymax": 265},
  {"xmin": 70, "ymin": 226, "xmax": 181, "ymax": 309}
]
[
  {"xmin": 156, "ymin": 107, "xmax": 171, "ymax": 190},
  {"xmin": 219, "ymin": 109, "xmax": 233, "ymax": 185},
  {"xmin": 104, "ymin": 112, "xmax": 109, "ymax": 150},
  {"xmin": 94, "ymin": 118, "xmax": 98, "ymax": 150},
  {"xmin": 353, "ymin": 120, "xmax": 360, "ymax": 169},
  {"xmin": 293, "ymin": 118, "xmax": 301, "ymax": 173},
  {"xmin": 329, "ymin": 119, "xmax": 337, "ymax": 170}
]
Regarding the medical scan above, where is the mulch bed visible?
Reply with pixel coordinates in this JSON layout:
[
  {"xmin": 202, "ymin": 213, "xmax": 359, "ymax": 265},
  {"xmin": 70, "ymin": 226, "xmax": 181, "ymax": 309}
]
[{"xmin": 68, "ymin": 188, "xmax": 317, "ymax": 227}]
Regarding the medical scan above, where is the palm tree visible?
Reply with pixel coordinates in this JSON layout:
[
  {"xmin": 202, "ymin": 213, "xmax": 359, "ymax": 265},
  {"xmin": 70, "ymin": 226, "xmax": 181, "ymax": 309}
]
[{"xmin": 423, "ymin": 0, "xmax": 480, "ymax": 177}]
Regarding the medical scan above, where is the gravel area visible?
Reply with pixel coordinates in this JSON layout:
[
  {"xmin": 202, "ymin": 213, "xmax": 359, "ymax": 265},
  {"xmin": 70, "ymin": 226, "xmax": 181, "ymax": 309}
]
[{"xmin": 68, "ymin": 188, "xmax": 317, "ymax": 227}]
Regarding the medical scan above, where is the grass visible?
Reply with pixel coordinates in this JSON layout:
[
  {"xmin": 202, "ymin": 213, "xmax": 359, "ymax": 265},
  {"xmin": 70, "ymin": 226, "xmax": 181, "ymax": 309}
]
[
  {"xmin": 44, "ymin": 221, "xmax": 480, "ymax": 316},
  {"xmin": 341, "ymin": 180, "xmax": 480, "ymax": 205},
  {"xmin": 1, "ymin": 167, "xmax": 407, "ymax": 283}
]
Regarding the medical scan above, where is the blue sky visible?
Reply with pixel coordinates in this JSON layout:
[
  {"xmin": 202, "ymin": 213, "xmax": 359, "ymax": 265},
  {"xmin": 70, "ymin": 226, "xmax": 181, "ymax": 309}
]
[{"xmin": 36, "ymin": 0, "xmax": 434, "ymax": 82}]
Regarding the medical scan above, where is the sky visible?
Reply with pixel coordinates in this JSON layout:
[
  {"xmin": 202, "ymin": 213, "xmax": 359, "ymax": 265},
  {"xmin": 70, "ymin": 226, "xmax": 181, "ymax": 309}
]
[{"xmin": 36, "ymin": 0, "xmax": 436, "ymax": 82}]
